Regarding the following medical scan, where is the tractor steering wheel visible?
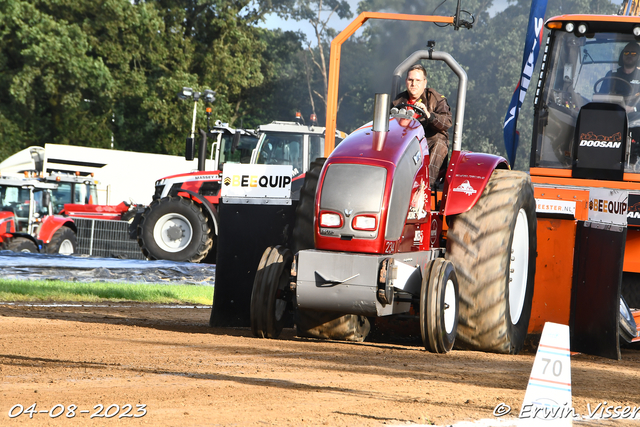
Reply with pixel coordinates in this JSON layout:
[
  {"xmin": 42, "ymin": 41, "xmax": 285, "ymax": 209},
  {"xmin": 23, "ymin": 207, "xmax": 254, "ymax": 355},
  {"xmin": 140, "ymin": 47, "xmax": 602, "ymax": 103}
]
[
  {"xmin": 593, "ymin": 76, "xmax": 633, "ymax": 96},
  {"xmin": 393, "ymin": 102, "xmax": 427, "ymax": 118}
]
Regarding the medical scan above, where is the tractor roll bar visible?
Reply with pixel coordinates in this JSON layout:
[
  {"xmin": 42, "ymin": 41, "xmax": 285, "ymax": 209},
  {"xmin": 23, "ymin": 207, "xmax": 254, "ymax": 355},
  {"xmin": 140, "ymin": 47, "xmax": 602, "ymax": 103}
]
[
  {"xmin": 391, "ymin": 50, "xmax": 467, "ymax": 152},
  {"xmin": 324, "ymin": 13, "xmax": 456, "ymax": 157}
]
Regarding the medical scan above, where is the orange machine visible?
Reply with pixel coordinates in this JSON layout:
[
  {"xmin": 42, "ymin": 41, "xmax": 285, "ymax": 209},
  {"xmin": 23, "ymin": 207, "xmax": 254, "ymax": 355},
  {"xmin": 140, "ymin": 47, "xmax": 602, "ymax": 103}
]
[{"xmin": 526, "ymin": 13, "xmax": 640, "ymax": 358}]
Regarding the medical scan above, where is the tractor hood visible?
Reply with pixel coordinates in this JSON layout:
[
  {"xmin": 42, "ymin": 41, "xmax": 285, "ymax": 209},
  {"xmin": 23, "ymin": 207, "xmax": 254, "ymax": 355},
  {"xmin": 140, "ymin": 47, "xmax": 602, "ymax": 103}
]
[
  {"xmin": 314, "ymin": 116, "xmax": 428, "ymax": 254},
  {"xmin": 331, "ymin": 118, "xmax": 425, "ymax": 163}
]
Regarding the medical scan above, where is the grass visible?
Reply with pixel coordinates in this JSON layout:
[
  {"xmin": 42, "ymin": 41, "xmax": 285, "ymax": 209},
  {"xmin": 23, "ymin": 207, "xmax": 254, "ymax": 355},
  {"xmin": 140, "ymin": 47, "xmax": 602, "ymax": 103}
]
[{"xmin": 0, "ymin": 278, "xmax": 214, "ymax": 305}]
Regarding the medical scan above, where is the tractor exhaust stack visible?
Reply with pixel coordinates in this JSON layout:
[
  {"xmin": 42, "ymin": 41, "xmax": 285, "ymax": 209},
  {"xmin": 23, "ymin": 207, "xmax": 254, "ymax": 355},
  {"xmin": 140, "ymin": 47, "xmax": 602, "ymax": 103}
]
[{"xmin": 372, "ymin": 93, "xmax": 390, "ymax": 151}]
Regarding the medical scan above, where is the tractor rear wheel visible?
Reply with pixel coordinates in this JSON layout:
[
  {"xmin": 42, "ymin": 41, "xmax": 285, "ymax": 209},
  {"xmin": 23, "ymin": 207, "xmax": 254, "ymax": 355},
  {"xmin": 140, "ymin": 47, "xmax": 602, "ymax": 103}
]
[
  {"xmin": 292, "ymin": 158, "xmax": 371, "ymax": 342},
  {"xmin": 46, "ymin": 226, "xmax": 76, "ymax": 255},
  {"xmin": 446, "ymin": 169, "xmax": 537, "ymax": 354},
  {"xmin": 137, "ymin": 196, "xmax": 212, "ymax": 262},
  {"xmin": 7, "ymin": 237, "xmax": 38, "ymax": 253},
  {"xmin": 420, "ymin": 258, "xmax": 458, "ymax": 353},
  {"xmin": 251, "ymin": 246, "xmax": 293, "ymax": 339}
]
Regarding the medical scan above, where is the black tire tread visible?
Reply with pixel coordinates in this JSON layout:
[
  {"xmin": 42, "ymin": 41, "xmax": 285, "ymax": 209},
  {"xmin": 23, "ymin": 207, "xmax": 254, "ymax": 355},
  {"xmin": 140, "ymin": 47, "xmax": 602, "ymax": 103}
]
[
  {"xmin": 446, "ymin": 169, "xmax": 536, "ymax": 354},
  {"xmin": 7, "ymin": 237, "xmax": 38, "ymax": 253},
  {"xmin": 421, "ymin": 258, "xmax": 458, "ymax": 353},
  {"xmin": 250, "ymin": 246, "xmax": 292, "ymax": 339},
  {"xmin": 291, "ymin": 158, "xmax": 325, "ymax": 254}
]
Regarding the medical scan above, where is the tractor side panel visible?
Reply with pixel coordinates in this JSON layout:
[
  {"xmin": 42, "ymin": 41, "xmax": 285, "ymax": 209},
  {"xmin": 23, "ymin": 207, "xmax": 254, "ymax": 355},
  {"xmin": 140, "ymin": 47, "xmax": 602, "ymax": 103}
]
[
  {"xmin": 528, "ymin": 218, "xmax": 576, "ymax": 334},
  {"xmin": 62, "ymin": 202, "xmax": 129, "ymax": 220},
  {"xmin": 529, "ymin": 186, "xmax": 591, "ymax": 334},
  {"xmin": 623, "ymin": 228, "xmax": 640, "ymax": 273},
  {"xmin": 0, "ymin": 212, "xmax": 16, "ymax": 233},
  {"xmin": 570, "ymin": 222, "xmax": 626, "ymax": 360},
  {"xmin": 210, "ymin": 200, "xmax": 297, "ymax": 327}
]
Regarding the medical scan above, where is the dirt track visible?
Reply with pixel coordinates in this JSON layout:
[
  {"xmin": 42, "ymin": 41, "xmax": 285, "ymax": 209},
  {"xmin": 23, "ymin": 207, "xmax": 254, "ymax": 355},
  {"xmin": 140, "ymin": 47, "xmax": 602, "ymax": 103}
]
[{"xmin": 1, "ymin": 303, "xmax": 640, "ymax": 426}]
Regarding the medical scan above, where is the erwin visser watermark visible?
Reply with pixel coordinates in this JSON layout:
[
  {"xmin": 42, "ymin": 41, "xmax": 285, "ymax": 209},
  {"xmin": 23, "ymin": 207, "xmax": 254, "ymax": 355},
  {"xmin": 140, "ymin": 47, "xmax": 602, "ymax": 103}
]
[{"xmin": 493, "ymin": 402, "xmax": 640, "ymax": 420}]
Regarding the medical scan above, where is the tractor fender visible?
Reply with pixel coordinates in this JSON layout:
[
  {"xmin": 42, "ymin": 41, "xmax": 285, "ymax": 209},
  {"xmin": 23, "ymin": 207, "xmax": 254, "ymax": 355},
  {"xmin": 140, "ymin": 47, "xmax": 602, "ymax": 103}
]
[
  {"xmin": 169, "ymin": 189, "xmax": 220, "ymax": 236},
  {"xmin": 442, "ymin": 151, "xmax": 509, "ymax": 217},
  {"xmin": 37, "ymin": 216, "xmax": 76, "ymax": 244}
]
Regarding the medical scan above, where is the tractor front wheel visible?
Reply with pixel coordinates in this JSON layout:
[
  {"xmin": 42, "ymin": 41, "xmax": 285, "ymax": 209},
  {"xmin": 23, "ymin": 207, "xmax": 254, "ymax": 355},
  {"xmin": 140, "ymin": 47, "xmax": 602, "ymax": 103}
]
[
  {"xmin": 46, "ymin": 226, "xmax": 76, "ymax": 255},
  {"xmin": 446, "ymin": 169, "xmax": 537, "ymax": 354},
  {"xmin": 420, "ymin": 258, "xmax": 459, "ymax": 353},
  {"xmin": 138, "ymin": 196, "xmax": 212, "ymax": 262},
  {"xmin": 250, "ymin": 246, "xmax": 293, "ymax": 339}
]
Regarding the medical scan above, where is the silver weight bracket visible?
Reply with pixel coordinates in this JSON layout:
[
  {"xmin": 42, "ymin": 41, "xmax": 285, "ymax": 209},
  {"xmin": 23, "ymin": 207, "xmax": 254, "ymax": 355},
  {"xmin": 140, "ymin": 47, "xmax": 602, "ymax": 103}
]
[{"xmin": 222, "ymin": 197, "xmax": 291, "ymax": 206}]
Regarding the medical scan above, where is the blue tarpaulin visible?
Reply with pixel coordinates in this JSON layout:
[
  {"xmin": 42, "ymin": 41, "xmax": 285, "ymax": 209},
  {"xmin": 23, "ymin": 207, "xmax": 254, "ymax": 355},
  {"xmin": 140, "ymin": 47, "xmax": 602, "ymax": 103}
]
[{"xmin": 0, "ymin": 251, "xmax": 215, "ymax": 286}]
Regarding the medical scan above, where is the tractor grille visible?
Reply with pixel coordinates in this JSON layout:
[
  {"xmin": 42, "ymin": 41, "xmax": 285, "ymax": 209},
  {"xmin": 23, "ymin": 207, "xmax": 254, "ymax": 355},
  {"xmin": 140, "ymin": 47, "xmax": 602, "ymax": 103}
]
[
  {"xmin": 74, "ymin": 218, "xmax": 145, "ymax": 259},
  {"xmin": 319, "ymin": 163, "xmax": 386, "ymax": 239}
]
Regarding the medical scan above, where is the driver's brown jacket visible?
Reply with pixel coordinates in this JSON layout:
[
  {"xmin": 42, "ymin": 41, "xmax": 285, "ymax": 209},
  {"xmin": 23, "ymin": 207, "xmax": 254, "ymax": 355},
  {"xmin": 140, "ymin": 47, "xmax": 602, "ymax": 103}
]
[{"xmin": 392, "ymin": 88, "xmax": 452, "ymax": 149}]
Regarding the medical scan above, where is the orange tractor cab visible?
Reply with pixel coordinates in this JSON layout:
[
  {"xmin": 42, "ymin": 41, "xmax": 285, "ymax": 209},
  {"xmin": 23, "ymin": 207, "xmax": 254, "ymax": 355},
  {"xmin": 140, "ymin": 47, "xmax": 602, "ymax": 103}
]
[{"xmin": 527, "ymin": 13, "xmax": 640, "ymax": 358}]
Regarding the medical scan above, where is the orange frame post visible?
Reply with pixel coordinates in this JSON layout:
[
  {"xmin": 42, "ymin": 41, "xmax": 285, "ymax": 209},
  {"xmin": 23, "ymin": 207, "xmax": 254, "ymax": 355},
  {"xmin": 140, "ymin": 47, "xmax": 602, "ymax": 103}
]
[{"xmin": 324, "ymin": 12, "xmax": 455, "ymax": 157}]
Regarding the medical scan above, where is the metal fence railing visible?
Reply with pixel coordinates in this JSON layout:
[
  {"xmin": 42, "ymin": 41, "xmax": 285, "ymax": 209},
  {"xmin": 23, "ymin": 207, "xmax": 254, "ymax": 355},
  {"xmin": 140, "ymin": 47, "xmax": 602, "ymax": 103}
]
[{"xmin": 73, "ymin": 218, "xmax": 145, "ymax": 260}]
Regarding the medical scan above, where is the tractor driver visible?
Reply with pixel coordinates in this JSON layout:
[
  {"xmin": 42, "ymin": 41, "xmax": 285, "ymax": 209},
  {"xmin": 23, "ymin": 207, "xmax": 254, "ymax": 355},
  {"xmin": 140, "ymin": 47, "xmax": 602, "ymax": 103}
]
[
  {"xmin": 392, "ymin": 64, "xmax": 452, "ymax": 187},
  {"xmin": 598, "ymin": 42, "xmax": 640, "ymax": 113}
]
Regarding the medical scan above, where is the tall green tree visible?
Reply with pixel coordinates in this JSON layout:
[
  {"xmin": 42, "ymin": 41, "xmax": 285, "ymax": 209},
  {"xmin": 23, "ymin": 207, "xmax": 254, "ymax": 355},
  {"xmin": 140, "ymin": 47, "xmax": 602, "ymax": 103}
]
[
  {"xmin": 0, "ymin": 0, "xmax": 114, "ymax": 160},
  {"xmin": 0, "ymin": 0, "xmax": 293, "ymax": 161},
  {"xmin": 264, "ymin": 0, "xmax": 354, "ymax": 123},
  {"xmin": 232, "ymin": 28, "xmax": 311, "ymax": 128}
]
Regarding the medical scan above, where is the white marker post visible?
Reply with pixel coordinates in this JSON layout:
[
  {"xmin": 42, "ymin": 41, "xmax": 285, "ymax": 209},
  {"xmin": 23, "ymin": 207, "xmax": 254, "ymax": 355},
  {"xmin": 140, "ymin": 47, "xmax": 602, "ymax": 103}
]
[{"xmin": 520, "ymin": 322, "xmax": 573, "ymax": 425}]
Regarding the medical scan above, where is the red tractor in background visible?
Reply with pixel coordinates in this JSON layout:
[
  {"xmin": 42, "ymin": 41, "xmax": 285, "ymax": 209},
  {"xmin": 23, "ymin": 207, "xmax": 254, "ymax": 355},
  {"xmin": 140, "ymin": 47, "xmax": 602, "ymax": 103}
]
[
  {"xmin": 0, "ymin": 172, "xmax": 99, "ymax": 254},
  {"xmin": 136, "ymin": 90, "xmax": 345, "ymax": 264},
  {"xmin": 248, "ymin": 42, "xmax": 538, "ymax": 353},
  {"xmin": 135, "ymin": 87, "xmax": 258, "ymax": 263}
]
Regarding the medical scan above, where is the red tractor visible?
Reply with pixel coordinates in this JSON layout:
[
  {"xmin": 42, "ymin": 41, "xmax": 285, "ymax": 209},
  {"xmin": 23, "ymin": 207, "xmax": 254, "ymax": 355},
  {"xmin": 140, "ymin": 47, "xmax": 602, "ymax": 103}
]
[
  {"xmin": 0, "ymin": 172, "xmax": 98, "ymax": 254},
  {"xmin": 132, "ymin": 87, "xmax": 258, "ymax": 263},
  {"xmin": 135, "ymin": 121, "xmax": 258, "ymax": 263},
  {"xmin": 248, "ymin": 46, "xmax": 537, "ymax": 353}
]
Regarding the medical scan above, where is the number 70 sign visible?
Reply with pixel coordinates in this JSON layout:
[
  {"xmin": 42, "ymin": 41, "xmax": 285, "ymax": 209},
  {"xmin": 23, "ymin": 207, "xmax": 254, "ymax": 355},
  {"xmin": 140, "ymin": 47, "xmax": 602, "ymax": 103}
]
[{"xmin": 520, "ymin": 322, "xmax": 572, "ymax": 419}]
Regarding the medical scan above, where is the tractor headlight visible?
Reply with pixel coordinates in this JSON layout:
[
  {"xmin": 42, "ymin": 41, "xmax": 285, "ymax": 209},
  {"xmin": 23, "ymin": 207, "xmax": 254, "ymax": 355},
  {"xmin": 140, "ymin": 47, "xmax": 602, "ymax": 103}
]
[
  {"xmin": 565, "ymin": 22, "xmax": 574, "ymax": 32},
  {"xmin": 352, "ymin": 215, "xmax": 377, "ymax": 231},
  {"xmin": 319, "ymin": 211, "xmax": 343, "ymax": 228}
]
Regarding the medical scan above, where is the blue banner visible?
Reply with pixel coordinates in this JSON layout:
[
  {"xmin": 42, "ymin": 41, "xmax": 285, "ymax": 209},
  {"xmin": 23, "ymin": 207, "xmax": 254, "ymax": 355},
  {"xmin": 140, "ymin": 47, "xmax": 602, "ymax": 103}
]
[{"xmin": 503, "ymin": 0, "xmax": 548, "ymax": 167}]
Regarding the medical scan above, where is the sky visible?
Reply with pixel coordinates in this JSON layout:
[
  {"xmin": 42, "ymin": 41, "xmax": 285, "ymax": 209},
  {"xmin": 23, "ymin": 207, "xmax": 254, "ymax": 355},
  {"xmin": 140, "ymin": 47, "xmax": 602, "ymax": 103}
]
[{"xmin": 257, "ymin": 0, "xmax": 511, "ymax": 44}]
